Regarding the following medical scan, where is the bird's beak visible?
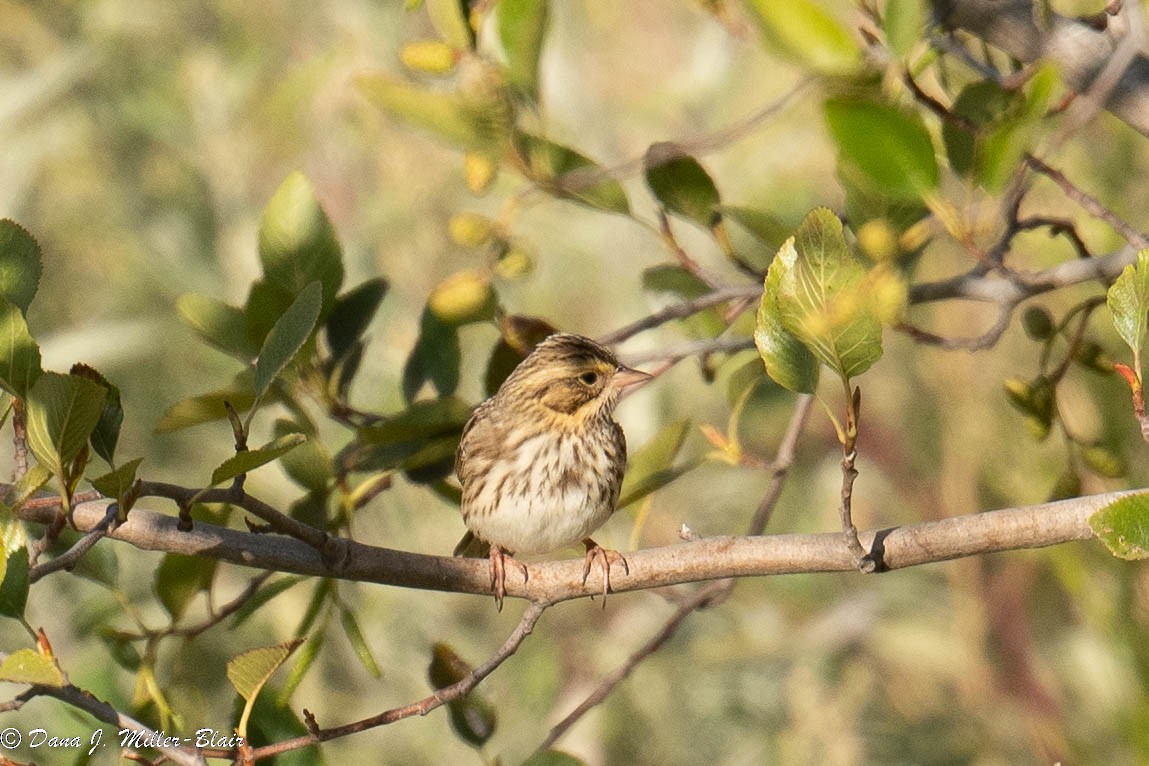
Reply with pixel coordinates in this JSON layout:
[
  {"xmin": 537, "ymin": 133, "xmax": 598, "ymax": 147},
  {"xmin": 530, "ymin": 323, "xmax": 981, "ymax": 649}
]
[{"xmin": 612, "ymin": 365, "xmax": 653, "ymax": 390}]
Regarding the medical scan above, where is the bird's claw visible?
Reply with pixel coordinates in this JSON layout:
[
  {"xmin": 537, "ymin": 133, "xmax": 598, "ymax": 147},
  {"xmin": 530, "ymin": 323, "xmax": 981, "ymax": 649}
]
[
  {"xmin": 581, "ymin": 538, "xmax": 628, "ymax": 609},
  {"xmin": 489, "ymin": 545, "xmax": 528, "ymax": 612}
]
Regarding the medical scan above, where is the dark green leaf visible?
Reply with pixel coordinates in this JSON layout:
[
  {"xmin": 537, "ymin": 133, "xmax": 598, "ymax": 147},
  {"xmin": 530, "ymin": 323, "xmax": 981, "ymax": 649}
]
[
  {"xmin": 942, "ymin": 81, "xmax": 1015, "ymax": 178},
  {"xmin": 745, "ymin": 0, "xmax": 859, "ymax": 74},
  {"xmin": 429, "ymin": 642, "xmax": 497, "ymax": 748},
  {"xmin": 0, "ymin": 295, "xmax": 42, "ymax": 398},
  {"xmin": 69, "ymin": 363, "xmax": 123, "ymax": 465},
  {"xmin": 641, "ymin": 265, "xmax": 725, "ymax": 339},
  {"xmin": 210, "ymin": 432, "xmax": 307, "ymax": 486},
  {"xmin": 512, "ymin": 132, "xmax": 630, "ymax": 214},
  {"xmin": 276, "ymin": 420, "xmax": 333, "ymax": 492},
  {"xmin": 243, "ymin": 278, "xmax": 295, "ymax": 349},
  {"xmin": 254, "ymin": 281, "xmax": 323, "ymax": 399},
  {"xmin": 0, "ymin": 547, "xmax": 29, "ymax": 619},
  {"xmin": 643, "ymin": 142, "xmax": 722, "ymax": 228},
  {"xmin": 719, "ymin": 205, "xmax": 791, "ymax": 272},
  {"xmin": 484, "ymin": 315, "xmax": 557, "ymax": 395},
  {"xmin": 90, "ymin": 457, "xmax": 143, "ymax": 502},
  {"xmin": 825, "ymin": 99, "xmax": 938, "ymax": 200},
  {"xmin": 402, "ymin": 308, "xmax": 461, "ymax": 403},
  {"xmin": 25, "ymin": 372, "xmax": 107, "ymax": 478},
  {"xmin": 1090, "ymin": 493, "xmax": 1149, "ymax": 560},
  {"xmin": 0, "ymin": 648, "xmax": 63, "ymax": 686},
  {"xmin": 0, "ymin": 220, "xmax": 42, "ymax": 313},
  {"xmin": 352, "ymin": 397, "xmax": 470, "ymax": 475},
  {"xmin": 177, "ymin": 293, "xmax": 258, "ymax": 359},
  {"xmin": 258, "ymin": 173, "xmax": 344, "ymax": 309},
  {"xmin": 340, "ymin": 607, "xmax": 381, "ymax": 677},
  {"xmin": 155, "ymin": 553, "xmax": 218, "ymax": 621},
  {"xmin": 324, "ymin": 278, "xmax": 388, "ymax": 362},
  {"xmin": 498, "ymin": 0, "xmax": 549, "ymax": 98}
]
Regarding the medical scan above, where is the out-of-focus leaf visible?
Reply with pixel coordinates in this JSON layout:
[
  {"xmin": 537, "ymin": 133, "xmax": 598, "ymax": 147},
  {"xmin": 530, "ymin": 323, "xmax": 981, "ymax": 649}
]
[
  {"xmin": 1090, "ymin": 493, "xmax": 1149, "ymax": 560},
  {"xmin": 0, "ymin": 220, "xmax": 42, "ymax": 313},
  {"xmin": 745, "ymin": 0, "xmax": 859, "ymax": 74},
  {"xmin": 825, "ymin": 99, "xmax": 938, "ymax": 201},
  {"xmin": 0, "ymin": 547, "xmax": 29, "ymax": 619},
  {"xmin": 1107, "ymin": 249, "xmax": 1149, "ymax": 373},
  {"xmin": 324, "ymin": 278, "xmax": 388, "ymax": 363},
  {"xmin": 400, "ymin": 39, "xmax": 459, "ymax": 75},
  {"xmin": 1021, "ymin": 306, "xmax": 1055, "ymax": 341},
  {"xmin": 254, "ymin": 281, "xmax": 323, "ymax": 399},
  {"xmin": 403, "ymin": 308, "xmax": 462, "ymax": 402},
  {"xmin": 498, "ymin": 0, "xmax": 549, "ymax": 99},
  {"xmin": 1003, "ymin": 375, "xmax": 1056, "ymax": 441},
  {"xmin": 484, "ymin": 316, "xmax": 556, "ymax": 395},
  {"xmin": 155, "ymin": 553, "xmax": 218, "ymax": 621},
  {"xmin": 352, "ymin": 397, "xmax": 470, "ymax": 475},
  {"xmin": 0, "ymin": 648, "xmax": 64, "ymax": 686},
  {"xmin": 429, "ymin": 642, "xmax": 497, "ymax": 748},
  {"xmin": 619, "ymin": 420, "xmax": 698, "ymax": 508},
  {"xmin": 178, "ymin": 293, "xmax": 258, "ymax": 359},
  {"xmin": 720, "ymin": 205, "xmax": 791, "ymax": 272},
  {"xmin": 942, "ymin": 81, "xmax": 1015, "ymax": 178},
  {"xmin": 278, "ymin": 632, "xmax": 324, "ymax": 706},
  {"xmin": 258, "ymin": 173, "xmax": 344, "ymax": 309},
  {"xmin": 426, "ymin": 0, "xmax": 475, "ymax": 49},
  {"xmin": 643, "ymin": 142, "xmax": 721, "ymax": 228},
  {"xmin": 25, "ymin": 372, "xmax": 106, "ymax": 479},
  {"xmin": 233, "ymin": 576, "xmax": 306, "ymax": 628},
  {"xmin": 276, "ymin": 420, "xmax": 333, "ymax": 492},
  {"xmin": 155, "ymin": 375, "xmax": 257, "ymax": 432},
  {"xmin": 883, "ymin": 0, "xmax": 925, "ymax": 57},
  {"xmin": 641, "ymin": 265, "xmax": 725, "ymax": 338},
  {"xmin": 340, "ymin": 607, "xmax": 381, "ymax": 677},
  {"xmin": 356, "ymin": 72, "xmax": 504, "ymax": 150},
  {"xmin": 521, "ymin": 751, "xmax": 588, "ymax": 766},
  {"xmin": 1082, "ymin": 445, "xmax": 1126, "ymax": 478},
  {"xmin": 69, "ymin": 363, "xmax": 123, "ymax": 465},
  {"xmin": 0, "ymin": 296, "xmax": 41, "ymax": 398},
  {"xmin": 210, "ymin": 432, "xmax": 307, "ymax": 486},
  {"xmin": 464, "ymin": 150, "xmax": 500, "ymax": 193},
  {"xmin": 513, "ymin": 132, "xmax": 630, "ymax": 214},
  {"xmin": 427, "ymin": 270, "xmax": 496, "ymax": 326}
]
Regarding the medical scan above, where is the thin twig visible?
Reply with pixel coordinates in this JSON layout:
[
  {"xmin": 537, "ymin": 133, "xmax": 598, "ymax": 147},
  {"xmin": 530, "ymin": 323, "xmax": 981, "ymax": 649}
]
[
  {"xmin": 1025, "ymin": 155, "xmax": 1149, "ymax": 248},
  {"xmin": 598, "ymin": 285, "xmax": 763, "ymax": 346},
  {"xmin": 28, "ymin": 503, "xmax": 119, "ymax": 583}
]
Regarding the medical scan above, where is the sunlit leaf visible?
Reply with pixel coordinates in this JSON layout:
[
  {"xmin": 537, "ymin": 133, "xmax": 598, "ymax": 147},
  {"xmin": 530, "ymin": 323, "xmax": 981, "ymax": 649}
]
[
  {"xmin": 0, "ymin": 220, "xmax": 43, "ymax": 313},
  {"xmin": 400, "ymin": 39, "xmax": 459, "ymax": 75},
  {"xmin": 25, "ymin": 372, "xmax": 107, "ymax": 478},
  {"xmin": 254, "ymin": 281, "xmax": 323, "ymax": 399},
  {"xmin": 4, "ymin": 463, "xmax": 52, "ymax": 511},
  {"xmin": 745, "ymin": 0, "xmax": 859, "ymax": 74},
  {"xmin": 155, "ymin": 553, "xmax": 217, "ymax": 621},
  {"xmin": 1107, "ymin": 249, "xmax": 1149, "ymax": 373},
  {"xmin": 0, "ymin": 295, "xmax": 42, "ymax": 398},
  {"xmin": 825, "ymin": 99, "xmax": 938, "ymax": 200},
  {"xmin": 755, "ymin": 246, "xmax": 820, "ymax": 394},
  {"xmin": 90, "ymin": 457, "xmax": 143, "ymax": 502},
  {"xmin": 258, "ymin": 173, "xmax": 344, "ymax": 309},
  {"xmin": 1090, "ymin": 493, "xmax": 1149, "ymax": 560},
  {"xmin": 0, "ymin": 648, "xmax": 64, "ymax": 686},
  {"xmin": 427, "ymin": 269, "xmax": 496, "ymax": 326},
  {"xmin": 497, "ymin": 0, "xmax": 549, "ymax": 99},
  {"xmin": 521, "ymin": 751, "xmax": 587, "ymax": 766},
  {"xmin": 229, "ymin": 638, "xmax": 305, "ymax": 699},
  {"xmin": 426, "ymin": 0, "xmax": 474, "ymax": 49},
  {"xmin": 155, "ymin": 376, "xmax": 257, "ymax": 432},
  {"xmin": 210, "ymin": 432, "xmax": 307, "ymax": 486}
]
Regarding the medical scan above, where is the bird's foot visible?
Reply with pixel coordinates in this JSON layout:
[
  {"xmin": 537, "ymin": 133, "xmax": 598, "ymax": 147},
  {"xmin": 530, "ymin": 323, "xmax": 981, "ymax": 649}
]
[
  {"xmin": 489, "ymin": 545, "xmax": 528, "ymax": 612},
  {"xmin": 581, "ymin": 538, "xmax": 629, "ymax": 609}
]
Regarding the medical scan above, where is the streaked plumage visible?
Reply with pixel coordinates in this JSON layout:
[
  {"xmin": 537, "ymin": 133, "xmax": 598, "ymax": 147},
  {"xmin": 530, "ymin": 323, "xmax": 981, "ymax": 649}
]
[{"xmin": 454, "ymin": 333, "xmax": 649, "ymax": 608}]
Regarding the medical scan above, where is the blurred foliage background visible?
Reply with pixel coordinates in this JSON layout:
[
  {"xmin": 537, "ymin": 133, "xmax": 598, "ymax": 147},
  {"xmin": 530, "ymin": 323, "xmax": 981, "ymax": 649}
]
[{"xmin": 2, "ymin": 0, "xmax": 1149, "ymax": 764}]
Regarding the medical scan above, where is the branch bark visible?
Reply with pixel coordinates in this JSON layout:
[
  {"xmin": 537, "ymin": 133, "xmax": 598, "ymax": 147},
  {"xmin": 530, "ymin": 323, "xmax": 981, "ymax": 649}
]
[{"xmin": 17, "ymin": 489, "xmax": 1122, "ymax": 606}]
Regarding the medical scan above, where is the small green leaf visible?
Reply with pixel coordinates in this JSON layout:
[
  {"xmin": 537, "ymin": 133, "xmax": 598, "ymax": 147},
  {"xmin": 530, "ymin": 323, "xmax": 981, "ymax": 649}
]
[
  {"xmin": 340, "ymin": 607, "xmax": 381, "ymax": 677},
  {"xmin": 426, "ymin": 0, "xmax": 475, "ymax": 50},
  {"xmin": 1107, "ymin": 249, "xmax": 1149, "ymax": 373},
  {"xmin": 356, "ymin": 72, "xmax": 506, "ymax": 151},
  {"xmin": 497, "ymin": 0, "xmax": 549, "ymax": 99},
  {"xmin": 643, "ymin": 142, "xmax": 722, "ymax": 228},
  {"xmin": 755, "ymin": 247, "xmax": 820, "ymax": 394},
  {"xmin": 324, "ymin": 278, "xmax": 388, "ymax": 363},
  {"xmin": 0, "ymin": 220, "xmax": 42, "ymax": 313},
  {"xmin": 278, "ymin": 632, "xmax": 323, "ymax": 705},
  {"xmin": 155, "ymin": 376, "xmax": 257, "ymax": 432},
  {"xmin": 4, "ymin": 463, "xmax": 52, "ymax": 511},
  {"xmin": 90, "ymin": 457, "xmax": 143, "ymax": 501},
  {"xmin": 258, "ymin": 173, "xmax": 344, "ymax": 309},
  {"xmin": 233, "ymin": 576, "xmax": 306, "ymax": 628},
  {"xmin": 1090, "ymin": 493, "xmax": 1149, "ymax": 560},
  {"xmin": 402, "ymin": 308, "xmax": 462, "ymax": 402},
  {"xmin": 25, "ymin": 372, "xmax": 107, "ymax": 479},
  {"xmin": 883, "ymin": 0, "xmax": 926, "ymax": 57},
  {"xmin": 0, "ymin": 547, "xmax": 29, "ymax": 619},
  {"xmin": 178, "ymin": 293, "xmax": 258, "ymax": 359},
  {"xmin": 825, "ymin": 99, "xmax": 938, "ymax": 200},
  {"xmin": 69, "ymin": 363, "xmax": 123, "ymax": 465},
  {"xmin": 619, "ymin": 420, "xmax": 698, "ymax": 508},
  {"xmin": 229, "ymin": 638, "xmax": 305, "ymax": 700},
  {"xmin": 0, "ymin": 295, "xmax": 42, "ymax": 398},
  {"xmin": 512, "ymin": 132, "xmax": 630, "ymax": 214},
  {"xmin": 429, "ymin": 642, "xmax": 497, "ymax": 748},
  {"xmin": 155, "ymin": 553, "xmax": 218, "ymax": 621},
  {"xmin": 276, "ymin": 421, "xmax": 333, "ymax": 492},
  {"xmin": 0, "ymin": 648, "xmax": 64, "ymax": 686},
  {"xmin": 254, "ymin": 281, "xmax": 323, "ymax": 399},
  {"xmin": 210, "ymin": 432, "xmax": 307, "ymax": 486},
  {"xmin": 745, "ymin": 0, "xmax": 859, "ymax": 75}
]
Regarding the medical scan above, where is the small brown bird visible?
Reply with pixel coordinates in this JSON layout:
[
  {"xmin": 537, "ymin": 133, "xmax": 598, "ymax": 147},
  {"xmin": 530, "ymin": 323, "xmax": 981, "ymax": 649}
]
[{"xmin": 454, "ymin": 333, "xmax": 651, "ymax": 609}]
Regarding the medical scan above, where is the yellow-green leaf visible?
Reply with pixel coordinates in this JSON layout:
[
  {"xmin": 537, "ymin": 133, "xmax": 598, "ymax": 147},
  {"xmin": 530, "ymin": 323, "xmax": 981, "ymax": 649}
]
[
  {"xmin": 1090, "ymin": 493, "xmax": 1149, "ymax": 560},
  {"xmin": 228, "ymin": 638, "xmax": 305, "ymax": 701},
  {"xmin": 745, "ymin": 0, "xmax": 860, "ymax": 75},
  {"xmin": 254, "ymin": 281, "xmax": 323, "ymax": 398},
  {"xmin": 0, "ymin": 295, "xmax": 42, "ymax": 399},
  {"xmin": 0, "ymin": 648, "xmax": 64, "ymax": 686},
  {"xmin": 210, "ymin": 432, "xmax": 307, "ymax": 486},
  {"xmin": 25, "ymin": 372, "xmax": 106, "ymax": 479},
  {"xmin": 1107, "ymin": 249, "xmax": 1149, "ymax": 374}
]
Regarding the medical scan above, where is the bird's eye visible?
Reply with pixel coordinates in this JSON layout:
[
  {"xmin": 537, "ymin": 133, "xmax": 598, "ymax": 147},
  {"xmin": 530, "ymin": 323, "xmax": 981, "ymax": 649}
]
[{"xmin": 579, "ymin": 371, "xmax": 599, "ymax": 386}]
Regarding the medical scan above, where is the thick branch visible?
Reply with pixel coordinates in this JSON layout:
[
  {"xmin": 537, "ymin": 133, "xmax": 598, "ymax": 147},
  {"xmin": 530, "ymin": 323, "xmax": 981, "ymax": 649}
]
[{"xmin": 18, "ymin": 490, "xmax": 1121, "ymax": 605}]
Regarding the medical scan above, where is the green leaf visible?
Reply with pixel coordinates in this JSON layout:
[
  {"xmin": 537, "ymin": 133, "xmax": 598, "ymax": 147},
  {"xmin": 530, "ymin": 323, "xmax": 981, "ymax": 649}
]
[
  {"xmin": 771, "ymin": 208, "xmax": 885, "ymax": 381},
  {"xmin": 155, "ymin": 553, "xmax": 217, "ymax": 621},
  {"xmin": 254, "ymin": 281, "xmax": 323, "ymax": 399},
  {"xmin": 521, "ymin": 752, "xmax": 588, "ymax": 766},
  {"xmin": 825, "ymin": 99, "xmax": 938, "ymax": 200},
  {"xmin": 277, "ymin": 632, "xmax": 323, "ymax": 705},
  {"xmin": 276, "ymin": 420, "xmax": 334, "ymax": 492},
  {"xmin": 498, "ymin": 0, "xmax": 549, "ymax": 99},
  {"xmin": 402, "ymin": 308, "xmax": 462, "ymax": 403},
  {"xmin": 0, "ymin": 547, "xmax": 29, "ymax": 618},
  {"xmin": 324, "ymin": 278, "xmax": 388, "ymax": 362},
  {"xmin": 745, "ymin": 0, "xmax": 859, "ymax": 75},
  {"xmin": 0, "ymin": 648, "xmax": 64, "ymax": 686},
  {"xmin": 755, "ymin": 241, "xmax": 820, "ymax": 394},
  {"xmin": 719, "ymin": 206, "xmax": 791, "ymax": 272},
  {"xmin": 232, "ymin": 576, "xmax": 306, "ymax": 628},
  {"xmin": 512, "ymin": 132, "xmax": 630, "ymax": 214},
  {"xmin": 228, "ymin": 638, "xmax": 305, "ymax": 738},
  {"xmin": 426, "ymin": 0, "xmax": 475, "ymax": 50},
  {"xmin": 941, "ymin": 81, "xmax": 1016, "ymax": 178},
  {"xmin": 1089, "ymin": 493, "xmax": 1149, "ymax": 560},
  {"xmin": 154, "ymin": 374, "xmax": 257, "ymax": 432},
  {"xmin": 429, "ymin": 643, "xmax": 497, "ymax": 748},
  {"xmin": 0, "ymin": 295, "xmax": 42, "ymax": 398},
  {"xmin": 883, "ymin": 0, "xmax": 926, "ymax": 57},
  {"xmin": 0, "ymin": 220, "xmax": 42, "ymax": 313},
  {"xmin": 356, "ymin": 72, "xmax": 506, "ymax": 151},
  {"xmin": 352, "ymin": 397, "xmax": 470, "ymax": 476},
  {"xmin": 90, "ymin": 457, "xmax": 143, "ymax": 501},
  {"xmin": 210, "ymin": 432, "xmax": 307, "ymax": 486},
  {"xmin": 1107, "ymin": 249, "xmax": 1149, "ymax": 373},
  {"xmin": 69, "ymin": 363, "xmax": 123, "ymax": 465},
  {"xmin": 258, "ymin": 173, "xmax": 344, "ymax": 309},
  {"xmin": 619, "ymin": 420, "xmax": 698, "ymax": 508},
  {"xmin": 177, "ymin": 293, "xmax": 258, "ymax": 359},
  {"xmin": 643, "ymin": 142, "xmax": 721, "ymax": 228},
  {"xmin": 25, "ymin": 372, "xmax": 107, "ymax": 478},
  {"xmin": 340, "ymin": 607, "xmax": 381, "ymax": 677},
  {"xmin": 4, "ymin": 463, "xmax": 52, "ymax": 511}
]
